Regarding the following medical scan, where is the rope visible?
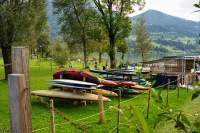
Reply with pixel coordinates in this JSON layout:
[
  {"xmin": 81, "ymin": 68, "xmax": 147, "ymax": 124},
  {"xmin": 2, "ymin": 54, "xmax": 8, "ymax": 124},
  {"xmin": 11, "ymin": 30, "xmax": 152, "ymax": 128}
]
[
  {"xmin": 154, "ymin": 77, "xmax": 181, "ymax": 88},
  {"xmin": 108, "ymin": 126, "xmax": 118, "ymax": 133},
  {"xmin": 32, "ymin": 127, "xmax": 49, "ymax": 132},
  {"xmin": 32, "ymin": 94, "xmax": 142, "ymax": 132},
  {"xmin": 0, "ymin": 64, "xmax": 11, "ymax": 67},
  {"xmin": 32, "ymin": 77, "xmax": 182, "ymax": 132}
]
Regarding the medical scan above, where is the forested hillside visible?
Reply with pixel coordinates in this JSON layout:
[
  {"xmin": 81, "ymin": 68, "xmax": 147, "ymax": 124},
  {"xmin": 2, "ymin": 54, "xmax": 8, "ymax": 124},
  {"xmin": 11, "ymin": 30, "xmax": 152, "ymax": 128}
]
[{"xmin": 47, "ymin": 1, "xmax": 199, "ymax": 61}]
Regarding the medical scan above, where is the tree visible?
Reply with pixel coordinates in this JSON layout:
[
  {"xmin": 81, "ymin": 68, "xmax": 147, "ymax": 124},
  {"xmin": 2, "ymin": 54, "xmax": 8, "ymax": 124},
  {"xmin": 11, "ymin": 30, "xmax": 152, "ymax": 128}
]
[
  {"xmin": 50, "ymin": 40, "xmax": 69, "ymax": 66},
  {"xmin": 87, "ymin": 24, "xmax": 109, "ymax": 64},
  {"xmin": 0, "ymin": 0, "xmax": 49, "ymax": 79},
  {"xmin": 92, "ymin": 0, "xmax": 145, "ymax": 68},
  {"xmin": 194, "ymin": 1, "xmax": 200, "ymax": 11},
  {"xmin": 117, "ymin": 39, "xmax": 128, "ymax": 61},
  {"xmin": 53, "ymin": 0, "xmax": 99, "ymax": 68},
  {"xmin": 37, "ymin": 32, "xmax": 51, "ymax": 58},
  {"xmin": 134, "ymin": 18, "xmax": 153, "ymax": 63}
]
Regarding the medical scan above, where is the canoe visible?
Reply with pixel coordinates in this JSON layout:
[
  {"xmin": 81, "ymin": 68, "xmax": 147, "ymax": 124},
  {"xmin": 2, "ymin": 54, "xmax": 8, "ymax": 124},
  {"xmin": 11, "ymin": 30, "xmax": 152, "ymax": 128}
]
[
  {"xmin": 31, "ymin": 90, "xmax": 111, "ymax": 101},
  {"xmin": 99, "ymin": 79, "xmax": 118, "ymax": 86},
  {"xmin": 114, "ymin": 81, "xmax": 137, "ymax": 87},
  {"xmin": 100, "ymin": 86, "xmax": 141, "ymax": 95},
  {"xmin": 49, "ymin": 79, "xmax": 97, "ymax": 87},
  {"xmin": 91, "ymin": 89, "xmax": 118, "ymax": 96},
  {"xmin": 121, "ymin": 90, "xmax": 141, "ymax": 95},
  {"xmin": 50, "ymin": 83, "xmax": 96, "ymax": 90},
  {"xmin": 90, "ymin": 69, "xmax": 111, "ymax": 75},
  {"xmin": 131, "ymin": 78, "xmax": 146, "ymax": 83},
  {"xmin": 131, "ymin": 85, "xmax": 149, "ymax": 91}
]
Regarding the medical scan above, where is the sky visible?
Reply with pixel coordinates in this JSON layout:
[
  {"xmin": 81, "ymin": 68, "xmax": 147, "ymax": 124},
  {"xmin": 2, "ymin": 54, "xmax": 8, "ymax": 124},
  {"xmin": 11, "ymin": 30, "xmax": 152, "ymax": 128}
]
[{"xmin": 130, "ymin": 0, "xmax": 200, "ymax": 21}]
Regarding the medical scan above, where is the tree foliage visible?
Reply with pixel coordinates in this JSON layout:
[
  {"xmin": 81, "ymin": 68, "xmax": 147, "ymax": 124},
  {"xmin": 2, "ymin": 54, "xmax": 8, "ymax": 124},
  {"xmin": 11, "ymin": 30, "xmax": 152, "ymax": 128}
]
[
  {"xmin": 88, "ymin": 25, "xmax": 109, "ymax": 63},
  {"xmin": 92, "ymin": 0, "xmax": 145, "ymax": 68},
  {"xmin": 117, "ymin": 39, "xmax": 128, "ymax": 61},
  {"xmin": 50, "ymin": 40, "xmax": 70, "ymax": 66},
  {"xmin": 53, "ymin": 0, "xmax": 100, "ymax": 68},
  {"xmin": 134, "ymin": 18, "xmax": 153, "ymax": 63},
  {"xmin": 0, "ymin": 0, "xmax": 49, "ymax": 79}
]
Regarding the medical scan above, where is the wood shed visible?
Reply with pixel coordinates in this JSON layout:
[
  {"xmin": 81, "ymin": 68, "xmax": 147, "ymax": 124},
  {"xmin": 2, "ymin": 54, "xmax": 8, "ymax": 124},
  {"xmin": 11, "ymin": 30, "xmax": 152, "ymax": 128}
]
[{"xmin": 144, "ymin": 56, "xmax": 200, "ymax": 86}]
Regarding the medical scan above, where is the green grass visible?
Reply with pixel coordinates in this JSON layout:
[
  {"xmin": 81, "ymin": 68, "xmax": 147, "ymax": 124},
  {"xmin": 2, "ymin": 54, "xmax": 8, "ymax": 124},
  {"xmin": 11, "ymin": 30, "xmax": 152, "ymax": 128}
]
[{"xmin": 0, "ymin": 58, "xmax": 200, "ymax": 133}]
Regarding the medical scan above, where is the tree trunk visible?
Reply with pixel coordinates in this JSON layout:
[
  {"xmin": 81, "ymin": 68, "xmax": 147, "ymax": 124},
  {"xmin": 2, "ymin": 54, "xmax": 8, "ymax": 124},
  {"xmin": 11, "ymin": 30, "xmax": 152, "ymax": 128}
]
[
  {"xmin": 1, "ymin": 46, "xmax": 12, "ymax": 80},
  {"xmin": 121, "ymin": 53, "xmax": 125, "ymax": 61},
  {"xmin": 82, "ymin": 33, "xmax": 87, "ymax": 69},
  {"xmin": 83, "ymin": 41, "xmax": 87, "ymax": 68},
  {"xmin": 109, "ymin": 37, "xmax": 116, "ymax": 68},
  {"xmin": 99, "ymin": 52, "xmax": 102, "ymax": 64},
  {"xmin": 141, "ymin": 52, "xmax": 145, "ymax": 67}
]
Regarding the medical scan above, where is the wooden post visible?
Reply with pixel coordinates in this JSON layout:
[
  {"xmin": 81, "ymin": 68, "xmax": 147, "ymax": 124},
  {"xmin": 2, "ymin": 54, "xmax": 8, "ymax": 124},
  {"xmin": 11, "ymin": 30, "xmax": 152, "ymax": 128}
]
[
  {"xmin": 50, "ymin": 99, "xmax": 55, "ymax": 133},
  {"xmin": 177, "ymin": 86, "xmax": 180, "ymax": 99},
  {"xmin": 98, "ymin": 94, "xmax": 104, "ymax": 123},
  {"xmin": 186, "ymin": 84, "xmax": 189, "ymax": 94},
  {"xmin": 166, "ymin": 79, "xmax": 170, "ymax": 106},
  {"xmin": 12, "ymin": 47, "xmax": 30, "ymax": 88},
  {"xmin": 10, "ymin": 47, "xmax": 32, "ymax": 132},
  {"xmin": 146, "ymin": 88, "xmax": 151, "ymax": 119},
  {"xmin": 116, "ymin": 90, "xmax": 121, "ymax": 133},
  {"xmin": 177, "ymin": 76, "xmax": 180, "ymax": 99},
  {"xmin": 8, "ymin": 74, "xmax": 32, "ymax": 133},
  {"xmin": 50, "ymin": 58, "xmax": 53, "ymax": 72}
]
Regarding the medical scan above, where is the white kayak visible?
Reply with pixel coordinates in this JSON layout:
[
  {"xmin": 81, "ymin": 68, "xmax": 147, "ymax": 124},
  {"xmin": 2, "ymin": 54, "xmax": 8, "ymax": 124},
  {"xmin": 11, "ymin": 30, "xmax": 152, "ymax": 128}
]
[{"xmin": 49, "ymin": 79, "xmax": 97, "ymax": 87}]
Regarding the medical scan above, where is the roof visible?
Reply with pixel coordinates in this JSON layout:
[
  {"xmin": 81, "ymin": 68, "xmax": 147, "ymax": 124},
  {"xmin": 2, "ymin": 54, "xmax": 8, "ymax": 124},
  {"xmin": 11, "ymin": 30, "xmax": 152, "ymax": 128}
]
[
  {"xmin": 164, "ymin": 56, "xmax": 199, "ymax": 60},
  {"xmin": 143, "ymin": 56, "xmax": 199, "ymax": 64}
]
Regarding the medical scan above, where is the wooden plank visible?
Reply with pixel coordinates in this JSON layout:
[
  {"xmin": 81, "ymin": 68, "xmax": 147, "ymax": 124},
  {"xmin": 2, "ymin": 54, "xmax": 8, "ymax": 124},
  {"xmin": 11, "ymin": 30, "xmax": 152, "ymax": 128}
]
[{"xmin": 8, "ymin": 74, "xmax": 32, "ymax": 133}]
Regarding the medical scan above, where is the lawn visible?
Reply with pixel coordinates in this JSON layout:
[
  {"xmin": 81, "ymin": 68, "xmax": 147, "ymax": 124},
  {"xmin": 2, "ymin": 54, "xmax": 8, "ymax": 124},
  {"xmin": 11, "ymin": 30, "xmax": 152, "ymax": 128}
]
[{"xmin": 0, "ymin": 58, "xmax": 200, "ymax": 133}]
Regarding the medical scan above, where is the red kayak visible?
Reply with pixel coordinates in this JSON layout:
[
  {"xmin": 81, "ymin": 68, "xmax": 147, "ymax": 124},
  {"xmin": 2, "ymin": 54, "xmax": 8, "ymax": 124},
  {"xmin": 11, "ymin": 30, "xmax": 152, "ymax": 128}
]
[
  {"xmin": 114, "ymin": 81, "xmax": 137, "ymax": 87},
  {"xmin": 131, "ymin": 85, "xmax": 149, "ymax": 91},
  {"xmin": 53, "ymin": 69, "xmax": 100, "ymax": 84}
]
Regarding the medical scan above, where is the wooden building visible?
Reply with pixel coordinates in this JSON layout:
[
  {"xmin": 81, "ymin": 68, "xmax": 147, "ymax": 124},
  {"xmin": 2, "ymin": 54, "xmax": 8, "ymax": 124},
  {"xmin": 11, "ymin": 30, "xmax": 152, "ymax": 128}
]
[{"xmin": 144, "ymin": 56, "xmax": 200, "ymax": 86}]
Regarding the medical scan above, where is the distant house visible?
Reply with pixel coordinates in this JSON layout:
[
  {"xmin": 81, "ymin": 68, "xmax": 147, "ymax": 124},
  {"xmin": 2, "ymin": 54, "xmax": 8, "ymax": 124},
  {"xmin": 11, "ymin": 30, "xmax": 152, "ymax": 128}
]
[{"xmin": 143, "ymin": 56, "xmax": 200, "ymax": 87}]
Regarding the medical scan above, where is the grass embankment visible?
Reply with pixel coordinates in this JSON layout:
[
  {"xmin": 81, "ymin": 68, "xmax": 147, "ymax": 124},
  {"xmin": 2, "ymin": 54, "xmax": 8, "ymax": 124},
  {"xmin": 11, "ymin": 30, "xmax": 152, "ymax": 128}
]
[{"xmin": 0, "ymin": 58, "xmax": 199, "ymax": 133}]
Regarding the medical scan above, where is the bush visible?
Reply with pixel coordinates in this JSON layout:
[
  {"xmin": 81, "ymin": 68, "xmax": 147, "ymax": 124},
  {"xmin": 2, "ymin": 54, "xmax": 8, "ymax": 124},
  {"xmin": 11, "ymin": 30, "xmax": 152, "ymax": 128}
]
[{"xmin": 50, "ymin": 42, "xmax": 69, "ymax": 66}]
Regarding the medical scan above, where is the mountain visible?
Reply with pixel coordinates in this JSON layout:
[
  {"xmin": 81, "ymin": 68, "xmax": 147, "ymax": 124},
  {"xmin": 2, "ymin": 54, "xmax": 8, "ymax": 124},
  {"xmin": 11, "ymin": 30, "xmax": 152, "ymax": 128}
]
[
  {"xmin": 130, "ymin": 10, "xmax": 200, "ymax": 59},
  {"xmin": 47, "ymin": 0, "xmax": 60, "ymax": 39},
  {"xmin": 132, "ymin": 10, "xmax": 200, "ymax": 37}
]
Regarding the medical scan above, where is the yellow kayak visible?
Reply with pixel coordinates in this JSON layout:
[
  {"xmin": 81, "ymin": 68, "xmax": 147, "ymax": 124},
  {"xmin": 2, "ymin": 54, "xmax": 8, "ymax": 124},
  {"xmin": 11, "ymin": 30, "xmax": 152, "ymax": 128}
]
[{"xmin": 92, "ymin": 89, "xmax": 118, "ymax": 97}]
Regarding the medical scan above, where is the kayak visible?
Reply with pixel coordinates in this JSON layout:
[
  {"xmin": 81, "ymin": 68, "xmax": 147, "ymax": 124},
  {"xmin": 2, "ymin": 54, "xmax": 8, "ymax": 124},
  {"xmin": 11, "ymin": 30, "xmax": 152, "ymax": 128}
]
[
  {"xmin": 99, "ymin": 79, "xmax": 118, "ymax": 86},
  {"xmin": 114, "ymin": 81, "xmax": 137, "ymax": 87},
  {"xmin": 131, "ymin": 85, "xmax": 149, "ymax": 91},
  {"xmin": 31, "ymin": 90, "xmax": 111, "ymax": 101},
  {"xmin": 100, "ymin": 86, "xmax": 141, "ymax": 95},
  {"xmin": 49, "ymin": 79, "xmax": 97, "ymax": 87},
  {"xmin": 91, "ymin": 89, "xmax": 118, "ymax": 97}
]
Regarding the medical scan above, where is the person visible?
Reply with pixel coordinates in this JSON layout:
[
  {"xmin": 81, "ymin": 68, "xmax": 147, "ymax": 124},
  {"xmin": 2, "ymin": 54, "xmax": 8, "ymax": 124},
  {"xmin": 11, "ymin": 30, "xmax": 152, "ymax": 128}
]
[
  {"xmin": 56, "ymin": 65, "xmax": 64, "ymax": 72},
  {"xmin": 94, "ymin": 61, "xmax": 98, "ymax": 70},
  {"xmin": 103, "ymin": 66, "xmax": 106, "ymax": 70}
]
